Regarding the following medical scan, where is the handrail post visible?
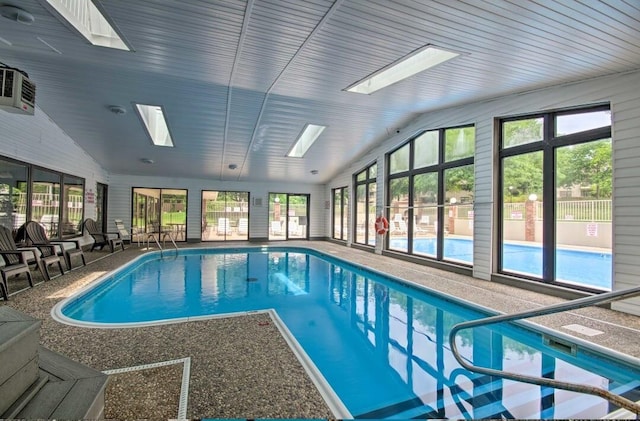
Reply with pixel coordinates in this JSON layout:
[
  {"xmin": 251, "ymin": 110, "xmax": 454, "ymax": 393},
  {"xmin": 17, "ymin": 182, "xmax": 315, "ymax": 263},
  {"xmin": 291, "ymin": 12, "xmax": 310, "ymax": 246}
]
[{"xmin": 449, "ymin": 286, "xmax": 640, "ymax": 416}]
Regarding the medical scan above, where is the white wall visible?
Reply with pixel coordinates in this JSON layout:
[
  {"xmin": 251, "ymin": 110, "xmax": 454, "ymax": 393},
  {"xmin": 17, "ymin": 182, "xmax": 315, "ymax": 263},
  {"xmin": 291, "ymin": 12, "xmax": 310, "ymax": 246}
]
[
  {"xmin": 108, "ymin": 174, "xmax": 326, "ymax": 241},
  {"xmin": 327, "ymin": 70, "xmax": 640, "ymax": 316}
]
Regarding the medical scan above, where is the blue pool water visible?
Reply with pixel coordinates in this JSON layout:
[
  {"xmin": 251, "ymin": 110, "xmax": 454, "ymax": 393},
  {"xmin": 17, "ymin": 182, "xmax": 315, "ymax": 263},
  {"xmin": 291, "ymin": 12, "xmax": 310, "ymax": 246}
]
[
  {"xmin": 57, "ymin": 248, "xmax": 637, "ymax": 419},
  {"xmin": 390, "ymin": 238, "xmax": 612, "ymax": 290}
]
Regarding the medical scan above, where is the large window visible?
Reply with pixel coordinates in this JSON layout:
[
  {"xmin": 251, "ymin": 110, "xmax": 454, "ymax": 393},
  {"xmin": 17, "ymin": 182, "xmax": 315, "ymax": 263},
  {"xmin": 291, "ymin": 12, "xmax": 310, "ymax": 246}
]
[
  {"xmin": 0, "ymin": 158, "xmax": 28, "ymax": 235},
  {"xmin": 354, "ymin": 163, "xmax": 377, "ymax": 246},
  {"xmin": 62, "ymin": 175, "xmax": 84, "ymax": 236},
  {"xmin": 132, "ymin": 188, "xmax": 187, "ymax": 242},
  {"xmin": 332, "ymin": 186, "xmax": 348, "ymax": 241},
  {"xmin": 0, "ymin": 157, "xmax": 85, "ymax": 240},
  {"xmin": 499, "ymin": 105, "xmax": 611, "ymax": 291},
  {"xmin": 31, "ymin": 168, "xmax": 61, "ymax": 238},
  {"xmin": 202, "ymin": 191, "xmax": 249, "ymax": 241},
  {"xmin": 387, "ymin": 126, "xmax": 475, "ymax": 264}
]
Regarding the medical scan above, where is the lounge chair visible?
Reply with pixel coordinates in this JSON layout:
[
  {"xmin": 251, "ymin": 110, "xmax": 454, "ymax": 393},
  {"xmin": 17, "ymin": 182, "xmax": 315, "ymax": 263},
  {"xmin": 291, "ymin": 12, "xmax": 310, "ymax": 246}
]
[
  {"xmin": 237, "ymin": 218, "xmax": 248, "ymax": 236},
  {"xmin": 271, "ymin": 220, "xmax": 282, "ymax": 236},
  {"xmin": 16, "ymin": 221, "xmax": 64, "ymax": 281},
  {"xmin": 114, "ymin": 219, "xmax": 139, "ymax": 247},
  {"xmin": 12, "ymin": 223, "xmax": 64, "ymax": 281},
  {"xmin": 84, "ymin": 218, "xmax": 122, "ymax": 252},
  {"xmin": 217, "ymin": 218, "xmax": 231, "ymax": 235},
  {"xmin": 0, "ymin": 226, "xmax": 34, "ymax": 300},
  {"xmin": 24, "ymin": 221, "xmax": 85, "ymax": 270}
]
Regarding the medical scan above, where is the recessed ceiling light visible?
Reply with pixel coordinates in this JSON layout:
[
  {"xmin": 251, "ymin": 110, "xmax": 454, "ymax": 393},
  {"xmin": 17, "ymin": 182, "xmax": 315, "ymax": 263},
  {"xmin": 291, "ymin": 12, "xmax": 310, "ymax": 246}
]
[
  {"xmin": 287, "ymin": 124, "xmax": 326, "ymax": 158},
  {"xmin": 44, "ymin": 0, "xmax": 130, "ymax": 50},
  {"xmin": 0, "ymin": 5, "xmax": 35, "ymax": 25},
  {"xmin": 345, "ymin": 45, "xmax": 459, "ymax": 95},
  {"xmin": 135, "ymin": 104, "xmax": 174, "ymax": 147},
  {"xmin": 108, "ymin": 105, "xmax": 126, "ymax": 115}
]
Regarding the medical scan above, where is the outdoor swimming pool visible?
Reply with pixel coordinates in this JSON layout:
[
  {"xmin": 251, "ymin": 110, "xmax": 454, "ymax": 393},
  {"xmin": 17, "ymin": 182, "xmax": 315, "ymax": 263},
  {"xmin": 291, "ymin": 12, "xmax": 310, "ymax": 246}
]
[
  {"xmin": 55, "ymin": 247, "xmax": 637, "ymax": 419},
  {"xmin": 390, "ymin": 238, "xmax": 612, "ymax": 290}
]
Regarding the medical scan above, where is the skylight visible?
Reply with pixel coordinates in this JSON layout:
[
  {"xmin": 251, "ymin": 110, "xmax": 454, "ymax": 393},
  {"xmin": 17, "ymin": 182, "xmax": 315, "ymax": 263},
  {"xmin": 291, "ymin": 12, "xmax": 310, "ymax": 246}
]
[
  {"xmin": 45, "ymin": 0, "xmax": 130, "ymax": 51},
  {"xmin": 345, "ymin": 45, "xmax": 459, "ymax": 95},
  {"xmin": 287, "ymin": 124, "xmax": 326, "ymax": 158},
  {"xmin": 135, "ymin": 104, "xmax": 174, "ymax": 147}
]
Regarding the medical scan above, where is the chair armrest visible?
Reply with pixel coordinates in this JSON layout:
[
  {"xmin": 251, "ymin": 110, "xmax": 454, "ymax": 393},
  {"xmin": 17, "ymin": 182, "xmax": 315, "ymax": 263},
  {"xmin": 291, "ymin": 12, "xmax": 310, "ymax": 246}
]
[
  {"xmin": 27, "ymin": 241, "xmax": 64, "ymax": 255},
  {"xmin": 0, "ymin": 250, "xmax": 31, "ymax": 264},
  {"xmin": 50, "ymin": 239, "xmax": 82, "ymax": 249},
  {"xmin": 34, "ymin": 244, "xmax": 58, "ymax": 256}
]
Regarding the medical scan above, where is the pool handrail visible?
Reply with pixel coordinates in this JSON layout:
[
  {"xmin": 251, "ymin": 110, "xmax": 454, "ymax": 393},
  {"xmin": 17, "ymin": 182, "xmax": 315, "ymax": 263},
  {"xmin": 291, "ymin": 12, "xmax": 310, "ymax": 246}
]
[
  {"xmin": 145, "ymin": 229, "xmax": 178, "ymax": 256},
  {"xmin": 449, "ymin": 286, "xmax": 640, "ymax": 416}
]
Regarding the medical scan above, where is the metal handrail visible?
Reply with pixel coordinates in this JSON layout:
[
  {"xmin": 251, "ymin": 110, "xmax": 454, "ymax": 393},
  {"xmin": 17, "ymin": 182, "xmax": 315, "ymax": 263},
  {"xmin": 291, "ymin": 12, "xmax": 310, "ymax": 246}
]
[
  {"xmin": 449, "ymin": 286, "xmax": 640, "ymax": 416},
  {"xmin": 145, "ymin": 231, "xmax": 179, "ymax": 257}
]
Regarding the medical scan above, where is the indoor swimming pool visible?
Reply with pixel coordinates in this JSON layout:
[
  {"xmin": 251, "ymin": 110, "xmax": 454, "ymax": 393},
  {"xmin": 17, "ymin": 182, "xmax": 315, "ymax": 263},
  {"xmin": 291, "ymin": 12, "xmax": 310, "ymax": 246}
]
[{"xmin": 54, "ymin": 247, "xmax": 638, "ymax": 419}]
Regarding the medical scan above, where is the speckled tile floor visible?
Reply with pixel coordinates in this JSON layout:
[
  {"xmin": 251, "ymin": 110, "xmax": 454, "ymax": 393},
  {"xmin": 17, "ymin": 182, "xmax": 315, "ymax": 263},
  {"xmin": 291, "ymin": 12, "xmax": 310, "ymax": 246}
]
[{"xmin": 2, "ymin": 240, "xmax": 639, "ymax": 419}]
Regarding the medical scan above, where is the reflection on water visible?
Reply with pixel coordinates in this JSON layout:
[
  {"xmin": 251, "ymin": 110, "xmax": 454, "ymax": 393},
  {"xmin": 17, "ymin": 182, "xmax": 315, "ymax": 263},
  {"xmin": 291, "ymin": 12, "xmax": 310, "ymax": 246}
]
[{"xmin": 64, "ymin": 249, "xmax": 636, "ymax": 419}]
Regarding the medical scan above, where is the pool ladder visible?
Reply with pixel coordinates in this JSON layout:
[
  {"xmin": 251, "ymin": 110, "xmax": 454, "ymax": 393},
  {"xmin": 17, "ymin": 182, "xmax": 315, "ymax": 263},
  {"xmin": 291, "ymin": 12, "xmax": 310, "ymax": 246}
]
[
  {"xmin": 449, "ymin": 286, "xmax": 640, "ymax": 417},
  {"xmin": 145, "ymin": 231, "xmax": 179, "ymax": 256}
]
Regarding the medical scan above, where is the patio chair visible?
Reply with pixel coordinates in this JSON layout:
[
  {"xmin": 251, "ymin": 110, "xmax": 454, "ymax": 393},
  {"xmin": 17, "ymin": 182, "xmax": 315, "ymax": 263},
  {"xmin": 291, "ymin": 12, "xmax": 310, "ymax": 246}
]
[
  {"xmin": 271, "ymin": 220, "xmax": 282, "ymax": 236},
  {"xmin": 114, "ymin": 219, "xmax": 139, "ymax": 247},
  {"xmin": 237, "ymin": 218, "xmax": 248, "ymax": 236},
  {"xmin": 217, "ymin": 218, "xmax": 232, "ymax": 235},
  {"xmin": 84, "ymin": 218, "xmax": 122, "ymax": 252},
  {"xmin": 0, "ymin": 225, "xmax": 34, "ymax": 300},
  {"xmin": 12, "ymin": 222, "xmax": 65, "ymax": 281},
  {"xmin": 24, "ymin": 220, "xmax": 85, "ymax": 270}
]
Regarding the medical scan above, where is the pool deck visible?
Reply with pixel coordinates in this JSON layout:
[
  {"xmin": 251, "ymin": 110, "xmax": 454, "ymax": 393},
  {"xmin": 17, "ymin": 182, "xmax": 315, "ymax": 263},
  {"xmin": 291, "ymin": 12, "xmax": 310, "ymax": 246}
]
[{"xmin": 1, "ymin": 240, "xmax": 639, "ymax": 419}]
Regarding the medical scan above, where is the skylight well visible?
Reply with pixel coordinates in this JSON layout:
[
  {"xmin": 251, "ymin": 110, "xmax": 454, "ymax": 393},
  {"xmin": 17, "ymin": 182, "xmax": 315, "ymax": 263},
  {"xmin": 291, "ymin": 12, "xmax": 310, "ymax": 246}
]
[
  {"xmin": 135, "ymin": 104, "xmax": 174, "ymax": 147},
  {"xmin": 45, "ymin": 0, "xmax": 130, "ymax": 50},
  {"xmin": 345, "ymin": 45, "xmax": 459, "ymax": 95},
  {"xmin": 287, "ymin": 124, "xmax": 326, "ymax": 158}
]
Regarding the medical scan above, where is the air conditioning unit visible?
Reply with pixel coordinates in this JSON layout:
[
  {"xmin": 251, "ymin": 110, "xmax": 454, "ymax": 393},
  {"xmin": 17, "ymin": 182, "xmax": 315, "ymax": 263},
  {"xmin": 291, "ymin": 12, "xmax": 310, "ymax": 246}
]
[{"xmin": 0, "ymin": 68, "xmax": 36, "ymax": 115}]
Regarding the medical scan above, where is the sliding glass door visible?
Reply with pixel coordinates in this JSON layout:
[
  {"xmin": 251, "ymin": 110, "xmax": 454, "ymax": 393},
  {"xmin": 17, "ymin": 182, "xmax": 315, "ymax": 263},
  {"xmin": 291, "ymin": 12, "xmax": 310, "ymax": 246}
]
[
  {"xmin": 132, "ymin": 188, "xmax": 187, "ymax": 242},
  {"xmin": 269, "ymin": 193, "xmax": 309, "ymax": 240},
  {"xmin": 201, "ymin": 190, "xmax": 250, "ymax": 241}
]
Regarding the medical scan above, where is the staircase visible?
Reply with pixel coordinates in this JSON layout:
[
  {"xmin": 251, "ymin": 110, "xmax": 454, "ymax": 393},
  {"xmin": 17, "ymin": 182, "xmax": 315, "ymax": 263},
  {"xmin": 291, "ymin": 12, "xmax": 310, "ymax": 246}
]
[{"xmin": 0, "ymin": 307, "xmax": 108, "ymax": 419}]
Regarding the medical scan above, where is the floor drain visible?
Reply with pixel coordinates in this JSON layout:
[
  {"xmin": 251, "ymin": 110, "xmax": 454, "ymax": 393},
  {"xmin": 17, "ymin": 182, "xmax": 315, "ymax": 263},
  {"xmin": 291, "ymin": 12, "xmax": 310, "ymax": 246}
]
[{"xmin": 246, "ymin": 277, "xmax": 258, "ymax": 282}]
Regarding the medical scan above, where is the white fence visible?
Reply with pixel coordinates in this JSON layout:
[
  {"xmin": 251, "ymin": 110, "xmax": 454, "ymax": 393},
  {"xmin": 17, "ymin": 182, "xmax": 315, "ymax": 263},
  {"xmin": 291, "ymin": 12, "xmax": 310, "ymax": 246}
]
[{"xmin": 503, "ymin": 200, "xmax": 611, "ymax": 221}]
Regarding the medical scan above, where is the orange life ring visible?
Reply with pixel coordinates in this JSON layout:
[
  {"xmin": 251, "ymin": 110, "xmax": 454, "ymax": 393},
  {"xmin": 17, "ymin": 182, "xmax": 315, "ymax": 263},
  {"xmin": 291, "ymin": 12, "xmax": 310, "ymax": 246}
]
[{"xmin": 375, "ymin": 216, "xmax": 389, "ymax": 235}]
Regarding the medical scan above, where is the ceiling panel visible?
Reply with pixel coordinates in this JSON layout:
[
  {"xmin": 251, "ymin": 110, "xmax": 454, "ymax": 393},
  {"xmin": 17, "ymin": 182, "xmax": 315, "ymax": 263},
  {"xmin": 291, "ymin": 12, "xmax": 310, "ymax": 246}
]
[{"xmin": 0, "ymin": 0, "xmax": 638, "ymax": 184}]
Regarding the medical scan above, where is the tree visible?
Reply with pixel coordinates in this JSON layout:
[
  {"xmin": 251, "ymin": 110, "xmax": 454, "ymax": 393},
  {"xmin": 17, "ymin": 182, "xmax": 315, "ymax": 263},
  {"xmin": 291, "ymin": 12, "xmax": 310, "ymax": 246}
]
[
  {"xmin": 502, "ymin": 152, "xmax": 543, "ymax": 199},
  {"xmin": 445, "ymin": 165, "xmax": 474, "ymax": 201},
  {"xmin": 556, "ymin": 139, "xmax": 612, "ymax": 199}
]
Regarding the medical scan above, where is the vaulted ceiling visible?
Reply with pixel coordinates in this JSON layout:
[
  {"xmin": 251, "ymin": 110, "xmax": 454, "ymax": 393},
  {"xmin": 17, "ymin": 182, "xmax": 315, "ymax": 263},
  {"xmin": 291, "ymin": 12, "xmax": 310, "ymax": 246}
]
[{"xmin": 1, "ymin": 0, "xmax": 639, "ymax": 183}]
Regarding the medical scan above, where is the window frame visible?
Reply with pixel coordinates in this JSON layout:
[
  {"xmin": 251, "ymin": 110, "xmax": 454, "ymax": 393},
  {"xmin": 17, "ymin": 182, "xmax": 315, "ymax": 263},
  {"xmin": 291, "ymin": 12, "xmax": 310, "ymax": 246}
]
[
  {"xmin": 386, "ymin": 124, "xmax": 475, "ymax": 263},
  {"xmin": 353, "ymin": 163, "xmax": 377, "ymax": 247},
  {"xmin": 332, "ymin": 186, "xmax": 348, "ymax": 241},
  {"xmin": 497, "ymin": 104, "xmax": 611, "ymax": 291},
  {"xmin": 0, "ymin": 155, "xmax": 85, "ymax": 240}
]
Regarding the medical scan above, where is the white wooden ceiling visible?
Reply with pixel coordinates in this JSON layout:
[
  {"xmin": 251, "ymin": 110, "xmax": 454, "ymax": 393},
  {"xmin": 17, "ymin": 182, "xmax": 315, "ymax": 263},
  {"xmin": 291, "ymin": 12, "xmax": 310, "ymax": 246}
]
[{"xmin": 1, "ymin": 0, "xmax": 639, "ymax": 183}]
